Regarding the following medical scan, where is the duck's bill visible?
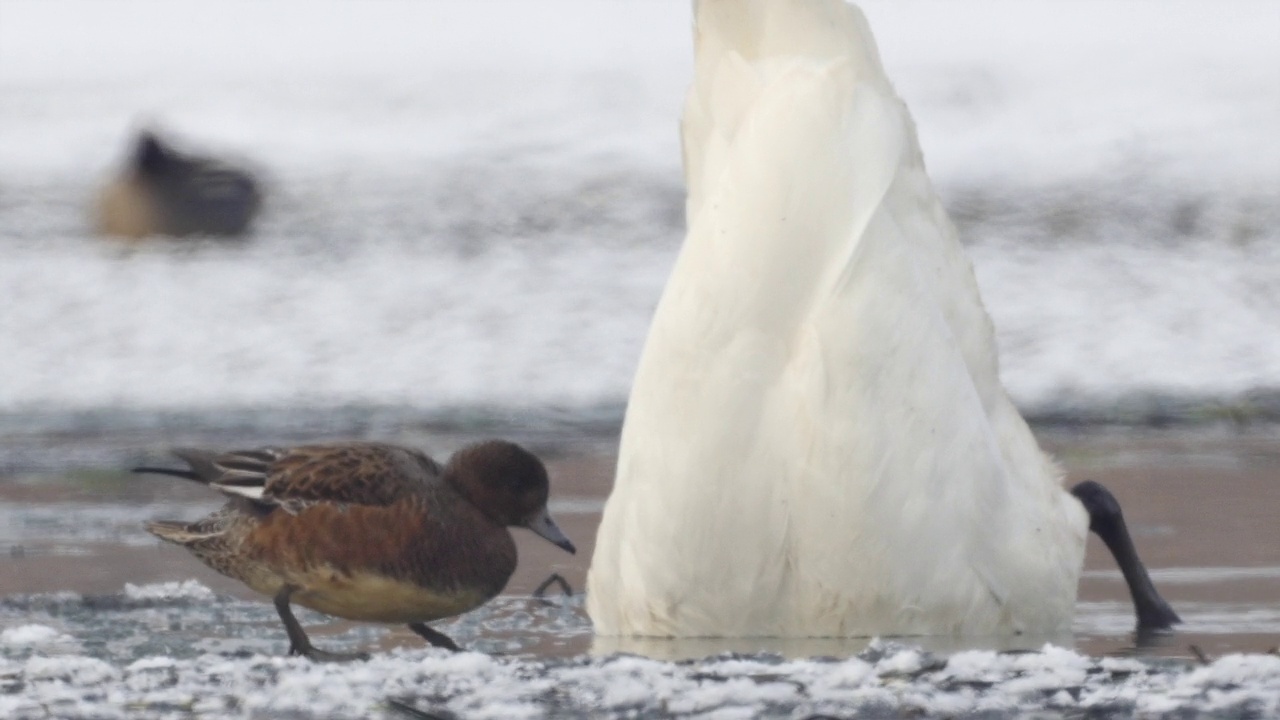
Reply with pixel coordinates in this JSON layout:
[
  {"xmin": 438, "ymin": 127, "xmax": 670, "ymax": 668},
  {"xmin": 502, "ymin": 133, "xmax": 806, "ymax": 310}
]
[{"xmin": 524, "ymin": 507, "xmax": 576, "ymax": 554}]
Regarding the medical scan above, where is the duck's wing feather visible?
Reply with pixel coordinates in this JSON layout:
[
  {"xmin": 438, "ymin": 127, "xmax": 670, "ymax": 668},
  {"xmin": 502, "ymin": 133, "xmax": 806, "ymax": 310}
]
[{"xmin": 173, "ymin": 443, "xmax": 441, "ymax": 509}]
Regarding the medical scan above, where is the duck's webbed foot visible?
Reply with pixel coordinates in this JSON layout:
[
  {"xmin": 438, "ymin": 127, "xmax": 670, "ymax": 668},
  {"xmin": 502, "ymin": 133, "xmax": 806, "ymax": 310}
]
[
  {"xmin": 408, "ymin": 622, "xmax": 462, "ymax": 651},
  {"xmin": 288, "ymin": 643, "xmax": 371, "ymax": 663},
  {"xmin": 273, "ymin": 585, "xmax": 370, "ymax": 662}
]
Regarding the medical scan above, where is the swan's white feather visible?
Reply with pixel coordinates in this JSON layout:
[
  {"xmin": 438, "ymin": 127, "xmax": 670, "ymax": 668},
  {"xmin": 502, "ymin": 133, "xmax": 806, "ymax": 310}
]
[{"xmin": 587, "ymin": 0, "xmax": 1089, "ymax": 637}]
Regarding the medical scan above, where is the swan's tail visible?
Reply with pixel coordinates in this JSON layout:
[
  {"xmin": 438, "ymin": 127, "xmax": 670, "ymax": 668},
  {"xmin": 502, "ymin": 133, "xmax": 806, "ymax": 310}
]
[{"xmin": 588, "ymin": 0, "xmax": 1088, "ymax": 639}]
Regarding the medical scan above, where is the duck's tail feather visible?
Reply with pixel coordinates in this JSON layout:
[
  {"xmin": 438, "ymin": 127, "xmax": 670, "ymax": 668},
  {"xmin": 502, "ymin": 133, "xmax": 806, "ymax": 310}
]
[
  {"xmin": 135, "ymin": 448, "xmax": 277, "ymax": 510},
  {"xmin": 133, "ymin": 447, "xmax": 241, "ymax": 485},
  {"xmin": 132, "ymin": 466, "xmax": 202, "ymax": 482},
  {"xmin": 145, "ymin": 520, "xmax": 220, "ymax": 546}
]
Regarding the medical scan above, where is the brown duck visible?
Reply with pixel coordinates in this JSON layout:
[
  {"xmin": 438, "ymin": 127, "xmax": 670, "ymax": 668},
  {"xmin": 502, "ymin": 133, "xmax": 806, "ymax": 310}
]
[
  {"xmin": 137, "ymin": 440, "xmax": 575, "ymax": 661},
  {"xmin": 96, "ymin": 130, "xmax": 261, "ymax": 239}
]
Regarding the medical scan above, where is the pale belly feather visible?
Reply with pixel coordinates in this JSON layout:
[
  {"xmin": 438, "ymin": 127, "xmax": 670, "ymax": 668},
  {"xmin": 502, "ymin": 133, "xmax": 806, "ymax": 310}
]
[{"xmin": 242, "ymin": 564, "xmax": 489, "ymax": 624}]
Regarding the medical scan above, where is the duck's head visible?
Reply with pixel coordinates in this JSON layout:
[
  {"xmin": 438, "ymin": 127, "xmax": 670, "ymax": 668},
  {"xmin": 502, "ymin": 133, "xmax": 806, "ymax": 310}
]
[
  {"xmin": 134, "ymin": 130, "xmax": 176, "ymax": 176},
  {"xmin": 446, "ymin": 440, "xmax": 576, "ymax": 554}
]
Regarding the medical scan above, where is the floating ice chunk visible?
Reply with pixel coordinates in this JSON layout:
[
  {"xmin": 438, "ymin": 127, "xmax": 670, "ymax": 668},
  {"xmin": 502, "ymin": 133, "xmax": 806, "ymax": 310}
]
[
  {"xmin": 805, "ymin": 656, "xmax": 876, "ymax": 690},
  {"xmin": 0, "ymin": 696, "xmax": 40, "ymax": 720},
  {"xmin": 1185, "ymin": 652, "xmax": 1280, "ymax": 687},
  {"xmin": 122, "ymin": 580, "xmax": 215, "ymax": 602},
  {"xmin": 877, "ymin": 647, "xmax": 927, "ymax": 675},
  {"xmin": 1003, "ymin": 644, "xmax": 1091, "ymax": 693},
  {"xmin": 23, "ymin": 655, "xmax": 119, "ymax": 686},
  {"xmin": 941, "ymin": 648, "xmax": 1004, "ymax": 682},
  {"xmin": 464, "ymin": 701, "xmax": 542, "ymax": 720},
  {"xmin": 597, "ymin": 674, "xmax": 653, "ymax": 708},
  {"xmin": 1, "ymin": 624, "xmax": 63, "ymax": 647},
  {"xmin": 125, "ymin": 656, "xmax": 182, "ymax": 693},
  {"xmin": 2, "ymin": 624, "xmax": 1280, "ymax": 719}
]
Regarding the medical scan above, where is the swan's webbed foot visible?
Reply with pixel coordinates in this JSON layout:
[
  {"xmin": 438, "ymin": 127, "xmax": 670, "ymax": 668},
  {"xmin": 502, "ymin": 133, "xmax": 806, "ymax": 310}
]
[
  {"xmin": 408, "ymin": 622, "xmax": 462, "ymax": 651},
  {"xmin": 1071, "ymin": 480, "xmax": 1181, "ymax": 631}
]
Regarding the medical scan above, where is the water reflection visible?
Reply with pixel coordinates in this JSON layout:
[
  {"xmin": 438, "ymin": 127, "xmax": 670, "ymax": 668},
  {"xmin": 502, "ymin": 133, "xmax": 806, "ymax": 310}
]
[{"xmin": 591, "ymin": 633, "xmax": 1074, "ymax": 662}]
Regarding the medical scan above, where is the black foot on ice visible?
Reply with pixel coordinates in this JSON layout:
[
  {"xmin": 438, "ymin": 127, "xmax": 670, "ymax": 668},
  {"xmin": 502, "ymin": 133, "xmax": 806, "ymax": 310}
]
[{"xmin": 408, "ymin": 622, "xmax": 462, "ymax": 652}]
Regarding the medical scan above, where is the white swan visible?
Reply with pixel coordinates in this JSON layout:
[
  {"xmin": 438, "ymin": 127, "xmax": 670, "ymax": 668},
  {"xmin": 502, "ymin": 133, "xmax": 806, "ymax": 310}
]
[{"xmin": 587, "ymin": 0, "xmax": 1177, "ymax": 638}]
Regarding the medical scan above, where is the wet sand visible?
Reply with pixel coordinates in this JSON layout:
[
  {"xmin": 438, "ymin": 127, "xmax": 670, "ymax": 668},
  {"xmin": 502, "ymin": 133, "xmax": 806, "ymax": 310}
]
[{"xmin": 1, "ymin": 427, "xmax": 1277, "ymax": 660}]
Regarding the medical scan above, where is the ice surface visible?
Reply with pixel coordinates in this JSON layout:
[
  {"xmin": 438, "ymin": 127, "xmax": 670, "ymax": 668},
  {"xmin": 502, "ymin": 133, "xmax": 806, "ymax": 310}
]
[
  {"xmin": 122, "ymin": 580, "xmax": 216, "ymax": 602},
  {"xmin": 2, "ymin": 583, "xmax": 1278, "ymax": 718},
  {"xmin": 0, "ymin": 624, "xmax": 64, "ymax": 647}
]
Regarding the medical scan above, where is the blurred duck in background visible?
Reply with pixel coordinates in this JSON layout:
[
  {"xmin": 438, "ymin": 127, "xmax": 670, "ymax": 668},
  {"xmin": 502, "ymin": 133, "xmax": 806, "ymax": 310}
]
[{"xmin": 95, "ymin": 130, "xmax": 262, "ymax": 239}]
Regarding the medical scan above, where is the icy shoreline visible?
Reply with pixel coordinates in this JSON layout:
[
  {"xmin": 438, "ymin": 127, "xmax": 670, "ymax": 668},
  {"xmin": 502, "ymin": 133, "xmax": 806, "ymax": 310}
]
[
  {"xmin": 3, "ymin": 630, "xmax": 1278, "ymax": 719},
  {"xmin": 1, "ymin": 583, "xmax": 1277, "ymax": 719}
]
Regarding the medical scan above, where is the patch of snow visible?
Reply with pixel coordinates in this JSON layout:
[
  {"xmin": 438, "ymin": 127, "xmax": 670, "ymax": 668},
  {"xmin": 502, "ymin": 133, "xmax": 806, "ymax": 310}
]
[
  {"xmin": 1, "ymin": 625, "xmax": 63, "ymax": 647},
  {"xmin": 0, "ymin": 624, "xmax": 81, "ymax": 658},
  {"xmin": 122, "ymin": 580, "xmax": 216, "ymax": 602},
  {"xmin": 3, "ymin": 643, "xmax": 1278, "ymax": 719},
  {"xmin": 22, "ymin": 654, "xmax": 119, "ymax": 686}
]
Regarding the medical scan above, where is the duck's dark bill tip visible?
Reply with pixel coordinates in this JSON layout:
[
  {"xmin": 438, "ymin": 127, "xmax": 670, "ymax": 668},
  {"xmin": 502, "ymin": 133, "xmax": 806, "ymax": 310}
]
[
  {"xmin": 542, "ymin": 530, "xmax": 576, "ymax": 556},
  {"xmin": 525, "ymin": 508, "xmax": 576, "ymax": 554}
]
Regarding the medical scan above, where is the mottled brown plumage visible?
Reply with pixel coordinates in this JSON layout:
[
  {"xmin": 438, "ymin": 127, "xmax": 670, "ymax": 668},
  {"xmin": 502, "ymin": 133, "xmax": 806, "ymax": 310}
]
[{"xmin": 139, "ymin": 440, "xmax": 575, "ymax": 661}]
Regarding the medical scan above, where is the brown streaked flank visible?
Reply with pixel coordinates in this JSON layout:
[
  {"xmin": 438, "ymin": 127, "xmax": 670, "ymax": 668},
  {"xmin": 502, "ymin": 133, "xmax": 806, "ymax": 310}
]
[{"xmin": 136, "ymin": 440, "xmax": 575, "ymax": 662}]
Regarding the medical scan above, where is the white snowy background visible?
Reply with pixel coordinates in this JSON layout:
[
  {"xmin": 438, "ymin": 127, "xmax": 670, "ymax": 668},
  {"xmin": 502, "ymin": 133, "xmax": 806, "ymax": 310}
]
[{"xmin": 1, "ymin": 0, "xmax": 1277, "ymax": 423}]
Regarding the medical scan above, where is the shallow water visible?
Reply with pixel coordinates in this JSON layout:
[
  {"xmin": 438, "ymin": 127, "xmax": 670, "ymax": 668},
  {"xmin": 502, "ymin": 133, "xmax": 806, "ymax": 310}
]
[
  {"xmin": 2, "ymin": 428, "xmax": 1279, "ymax": 718},
  {"xmin": 3, "ymin": 427, "xmax": 1278, "ymax": 661}
]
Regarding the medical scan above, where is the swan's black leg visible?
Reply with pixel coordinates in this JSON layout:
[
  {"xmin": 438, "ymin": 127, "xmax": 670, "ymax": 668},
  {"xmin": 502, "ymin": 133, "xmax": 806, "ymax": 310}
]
[
  {"xmin": 1071, "ymin": 480, "xmax": 1181, "ymax": 631},
  {"xmin": 408, "ymin": 622, "xmax": 462, "ymax": 651},
  {"xmin": 273, "ymin": 585, "xmax": 369, "ymax": 662}
]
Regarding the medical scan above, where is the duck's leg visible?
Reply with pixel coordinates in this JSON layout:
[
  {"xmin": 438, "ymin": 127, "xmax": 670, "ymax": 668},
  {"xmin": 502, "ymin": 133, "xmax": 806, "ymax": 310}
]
[
  {"xmin": 407, "ymin": 622, "xmax": 461, "ymax": 651},
  {"xmin": 1070, "ymin": 480, "xmax": 1181, "ymax": 632},
  {"xmin": 532, "ymin": 572, "xmax": 573, "ymax": 599},
  {"xmin": 272, "ymin": 585, "xmax": 369, "ymax": 662}
]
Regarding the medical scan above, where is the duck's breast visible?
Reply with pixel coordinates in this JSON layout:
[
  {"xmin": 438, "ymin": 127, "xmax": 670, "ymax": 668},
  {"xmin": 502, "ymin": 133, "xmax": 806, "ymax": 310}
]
[{"xmin": 95, "ymin": 175, "xmax": 159, "ymax": 238}]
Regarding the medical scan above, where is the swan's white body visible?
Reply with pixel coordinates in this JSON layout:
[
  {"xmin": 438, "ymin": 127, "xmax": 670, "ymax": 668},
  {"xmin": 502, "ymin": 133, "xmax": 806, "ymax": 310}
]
[{"xmin": 587, "ymin": 0, "xmax": 1089, "ymax": 638}]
